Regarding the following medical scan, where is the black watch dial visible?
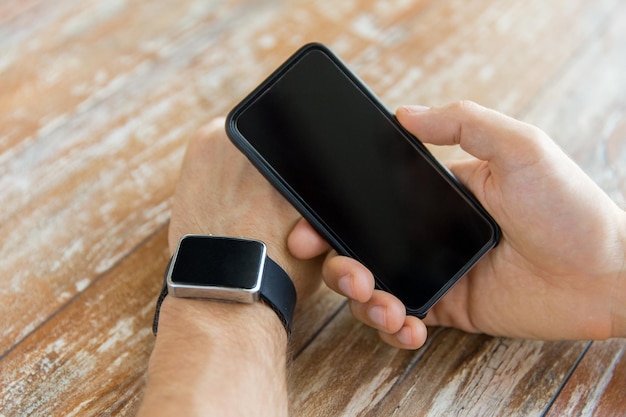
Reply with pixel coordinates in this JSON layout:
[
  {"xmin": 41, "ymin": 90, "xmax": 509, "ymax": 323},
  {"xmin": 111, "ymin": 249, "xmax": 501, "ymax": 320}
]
[{"xmin": 171, "ymin": 235, "xmax": 265, "ymax": 290}]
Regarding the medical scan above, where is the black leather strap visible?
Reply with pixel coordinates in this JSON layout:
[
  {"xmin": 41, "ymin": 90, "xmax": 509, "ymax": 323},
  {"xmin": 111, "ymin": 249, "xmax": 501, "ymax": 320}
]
[
  {"xmin": 152, "ymin": 256, "xmax": 296, "ymax": 336},
  {"xmin": 259, "ymin": 256, "xmax": 297, "ymax": 335},
  {"xmin": 152, "ymin": 258, "xmax": 171, "ymax": 335}
]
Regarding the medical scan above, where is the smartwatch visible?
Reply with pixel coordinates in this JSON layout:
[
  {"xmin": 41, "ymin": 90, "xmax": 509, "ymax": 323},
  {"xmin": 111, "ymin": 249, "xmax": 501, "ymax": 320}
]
[{"xmin": 152, "ymin": 235, "xmax": 297, "ymax": 336}]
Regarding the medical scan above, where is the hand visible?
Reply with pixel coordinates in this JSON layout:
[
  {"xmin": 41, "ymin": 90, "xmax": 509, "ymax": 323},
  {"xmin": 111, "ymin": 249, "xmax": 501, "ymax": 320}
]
[
  {"xmin": 139, "ymin": 120, "xmax": 323, "ymax": 417},
  {"xmin": 168, "ymin": 118, "xmax": 321, "ymax": 301},
  {"xmin": 289, "ymin": 101, "xmax": 626, "ymax": 349}
]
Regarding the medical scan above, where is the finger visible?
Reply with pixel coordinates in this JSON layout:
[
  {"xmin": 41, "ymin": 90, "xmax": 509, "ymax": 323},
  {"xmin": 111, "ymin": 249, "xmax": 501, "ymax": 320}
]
[
  {"xmin": 322, "ymin": 255, "xmax": 375, "ymax": 303},
  {"xmin": 378, "ymin": 316, "xmax": 428, "ymax": 350},
  {"xmin": 348, "ymin": 290, "xmax": 406, "ymax": 334},
  {"xmin": 396, "ymin": 101, "xmax": 550, "ymax": 167},
  {"xmin": 288, "ymin": 218, "xmax": 331, "ymax": 260}
]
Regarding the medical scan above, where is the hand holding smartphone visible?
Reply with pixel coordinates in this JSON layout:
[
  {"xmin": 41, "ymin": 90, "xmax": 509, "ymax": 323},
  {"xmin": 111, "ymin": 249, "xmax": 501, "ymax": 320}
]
[{"xmin": 226, "ymin": 43, "xmax": 500, "ymax": 318}]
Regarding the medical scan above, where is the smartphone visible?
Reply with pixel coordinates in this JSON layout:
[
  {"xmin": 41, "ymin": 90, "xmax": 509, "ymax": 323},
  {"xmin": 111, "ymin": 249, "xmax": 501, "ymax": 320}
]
[{"xmin": 226, "ymin": 43, "xmax": 500, "ymax": 317}]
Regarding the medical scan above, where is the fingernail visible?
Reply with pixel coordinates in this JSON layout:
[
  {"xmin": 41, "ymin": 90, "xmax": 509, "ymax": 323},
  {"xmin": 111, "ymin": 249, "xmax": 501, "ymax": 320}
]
[
  {"xmin": 368, "ymin": 306, "xmax": 386, "ymax": 328},
  {"xmin": 337, "ymin": 275, "xmax": 353, "ymax": 298},
  {"xmin": 400, "ymin": 105, "xmax": 430, "ymax": 114},
  {"xmin": 396, "ymin": 326, "xmax": 413, "ymax": 346}
]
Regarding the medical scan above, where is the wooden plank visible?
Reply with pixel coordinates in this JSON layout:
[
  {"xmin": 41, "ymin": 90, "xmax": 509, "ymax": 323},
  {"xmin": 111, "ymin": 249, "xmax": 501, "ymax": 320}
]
[
  {"xmin": 0, "ymin": 0, "xmax": 249, "ymax": 154},
  {"xmin": 370, "ymin": 340, "xmax": 588, "ymax": 417},
  {"xmin": 289, "ymin": 310, "xmax": 587, "ymax": 416},
  {"xmin": 289, "ymin": 307, "xmax": 423, "ymax": 416},
  {"xmin": 545, "ymin": 339, "xmax": 626, "ymax": 416},
  {"xmin": 353, "ymin": 0, "xmax": 620, "ymax": 113},
  {"xmin": 0, "ymin": 228, "xmax": 169, "ymax": 416},
  {"xmin": 292, "ymin": 286, "xmax": 346, "ymax": 355},
  {"xmin": 521, "ymin": 0, "xmax": 626, "ymax": 206}
]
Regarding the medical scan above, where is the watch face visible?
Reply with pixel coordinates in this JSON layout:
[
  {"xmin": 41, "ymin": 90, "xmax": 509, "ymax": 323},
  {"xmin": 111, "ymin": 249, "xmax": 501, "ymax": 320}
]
[{"xmin": 170, "ymin": 236, "xmax": 265, "ymax": 292}]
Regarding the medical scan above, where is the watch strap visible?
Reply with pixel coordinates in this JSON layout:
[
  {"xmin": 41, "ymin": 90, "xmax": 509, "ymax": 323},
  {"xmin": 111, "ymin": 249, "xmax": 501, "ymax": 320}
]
[
  {"xmin": 259, "ymin": 256, "xmax": 297, "ymax": 335},
  {"xmin": 152, "ymin": 258, "xmax": 171, "ymax": 335},
  {"xmin": 152, "ymin": 256, "xmax": 296, "ymax": 336}
]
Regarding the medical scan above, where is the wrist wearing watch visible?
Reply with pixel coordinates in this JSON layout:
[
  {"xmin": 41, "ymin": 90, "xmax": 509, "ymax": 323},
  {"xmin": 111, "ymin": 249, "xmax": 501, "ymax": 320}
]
[{"xmin": 152, "ymin": 235, "xmax": 297, "ymax": 336}]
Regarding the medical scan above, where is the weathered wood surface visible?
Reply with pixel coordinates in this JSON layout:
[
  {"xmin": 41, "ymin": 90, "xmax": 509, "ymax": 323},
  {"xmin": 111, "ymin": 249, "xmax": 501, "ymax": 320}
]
[{"xmin": 1, "ymin": 0, "xmax": 625, "ymax": 415}]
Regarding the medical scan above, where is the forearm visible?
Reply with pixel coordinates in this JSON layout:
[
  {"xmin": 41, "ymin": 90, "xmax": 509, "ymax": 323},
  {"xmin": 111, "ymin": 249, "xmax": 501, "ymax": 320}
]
[{"xmin": 137, "ymin": 297, "xmax": 288, "ymax": 417}]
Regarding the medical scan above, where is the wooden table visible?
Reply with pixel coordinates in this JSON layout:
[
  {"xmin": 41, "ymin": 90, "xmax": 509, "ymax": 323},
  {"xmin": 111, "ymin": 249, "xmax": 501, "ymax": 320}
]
[{"xmin": 2, "ymin": 0, "xmax": 625, "ymax": 415}]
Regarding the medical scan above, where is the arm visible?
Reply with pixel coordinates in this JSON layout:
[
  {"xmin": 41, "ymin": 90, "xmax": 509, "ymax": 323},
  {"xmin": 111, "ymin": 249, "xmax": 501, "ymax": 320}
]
[
  {"xmin": 289, "ymin": 101, "xmax": 626, "ymax": 348},
  {"xmin": 137, "ymin": 119, "xmax": 321, "ymax": 416},
  {"xmin": 138, "ymin": 298, "xmax": 288, "ymax": 417}
]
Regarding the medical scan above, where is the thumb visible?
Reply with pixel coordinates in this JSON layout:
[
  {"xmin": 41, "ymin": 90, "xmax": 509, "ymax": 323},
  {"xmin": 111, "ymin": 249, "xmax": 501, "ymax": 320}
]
[{"xmin": 396, "ymin": 101, "xmax": 551, "ymax": 168}]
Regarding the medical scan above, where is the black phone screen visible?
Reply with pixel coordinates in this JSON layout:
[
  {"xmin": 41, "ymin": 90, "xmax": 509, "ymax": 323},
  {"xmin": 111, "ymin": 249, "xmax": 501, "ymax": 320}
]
[{"xmin": 227, "ymin": 44, "xmax": 499, "ymax": 316}]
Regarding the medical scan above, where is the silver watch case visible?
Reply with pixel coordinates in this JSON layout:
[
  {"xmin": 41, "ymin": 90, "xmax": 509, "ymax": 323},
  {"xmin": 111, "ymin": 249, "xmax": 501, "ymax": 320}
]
[{"xmin": 165, "ymin": 234, "xmax": 266, "ymax": 303}]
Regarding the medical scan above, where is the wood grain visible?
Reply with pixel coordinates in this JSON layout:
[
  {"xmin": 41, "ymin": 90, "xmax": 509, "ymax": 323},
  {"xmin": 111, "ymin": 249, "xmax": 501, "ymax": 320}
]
[
  {"xmin": 521, "ymin": 0, "xmax": 626, "ymax": 206},
  {"xmin": 1, "ymin": 0, "xmax": 625, "ymax": 415},
  {"xmin": 289, "ymin": 316, "xmax": 588, "ymax": 416},
  {"xmin": 546, "ymin": 340, "xmax": 626, "ymax": 417},
  {"xmin": 0, "ymin": 227, "xmax": 168, "ymax": 416}
]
